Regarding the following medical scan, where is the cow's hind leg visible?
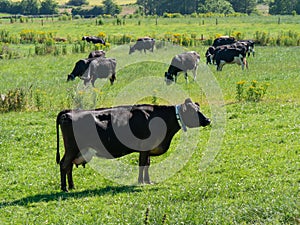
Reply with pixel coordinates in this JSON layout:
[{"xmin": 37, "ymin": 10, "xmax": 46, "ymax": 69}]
[
  {"xmin": 60, "ymin": 156, "xmax": 74, "ymax": 192},
  {"xmin": 138, "ymin": 152, "xmax": 151, "ymax": 184},
  {"xmin": 67, "ymin": 164, "xmax": 75, "ymax": 190},
  {"xmin": 59, "ymin": 156, "xmax": 68, "ymax": 192}
]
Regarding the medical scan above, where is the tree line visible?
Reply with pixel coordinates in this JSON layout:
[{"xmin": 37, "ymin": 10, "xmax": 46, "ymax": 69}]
[
  {"xmin": 137, "ymin": 0, "xmax": 300, "ymax": 15},
  {"xmin": 0, "ymin": 0, "xmax": 299, "ymax": 16}
]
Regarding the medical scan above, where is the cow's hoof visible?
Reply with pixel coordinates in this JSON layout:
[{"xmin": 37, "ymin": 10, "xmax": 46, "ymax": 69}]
[{"xmin": 61, "ymin": 188, "xmax": 68, "ymax": 192}]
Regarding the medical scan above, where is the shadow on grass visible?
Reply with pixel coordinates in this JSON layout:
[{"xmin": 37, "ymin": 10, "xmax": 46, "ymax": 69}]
[{"xmin": 0, "ymin": 185, "xmax": 144, "ymax": 208}]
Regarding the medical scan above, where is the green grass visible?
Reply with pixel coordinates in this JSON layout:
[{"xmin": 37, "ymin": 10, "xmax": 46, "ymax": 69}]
[{"xmin": 0, "ymin": 17, "xmax": 299, "ymax": 224}]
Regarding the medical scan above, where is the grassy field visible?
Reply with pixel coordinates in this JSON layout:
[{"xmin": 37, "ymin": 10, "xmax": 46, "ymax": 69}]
[{"xmin": 0, "ymin": 16, "xmax": 300, "ymax": 224}]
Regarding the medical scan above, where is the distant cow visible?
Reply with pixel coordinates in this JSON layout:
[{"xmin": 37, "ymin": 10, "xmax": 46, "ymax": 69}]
[
  {"xmin": 129, "ymin": 37, "xmax": 155, "ymax": 54},
  {"xmin": 212, "ymin": 36, "xmax": 236, "ymax": 47},
  {"xmin": 238, "ymin": 40, "xmax": 255, "ymax": 57},
  {"xmin": 88, "ymin": 50, "xmax": 106, "ymax": 58},
  {"xmin": 82, "ymin": 36, "xmax": 106, "ymax": 45},
  {"xmin": 67, "ymin": 58, "xmax": 96, "ymax": 82},
  {"xmin": 81, "ymin": 57, "xmax": 116, "ymax": 86},
  {"xmin": 56, "ymin": 98, "xmax": 211, "ymax": 191},
  {"xmin": 214, "ymin": 48, "xmax": 248, "ymax": 71},
  {"xmin": 165, "ymin": 51, "xmax": 200, "ymax": 84}
]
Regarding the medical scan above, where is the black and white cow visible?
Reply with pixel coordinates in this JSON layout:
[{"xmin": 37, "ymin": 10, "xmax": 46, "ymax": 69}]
[
  {"xmin": 81, "ymin": 57, "xmax": 117, "ymax": 86},
  {"xmin": 129, "ymin": 37, "xmax": 155, "ymax": 54},
  {"xmin": 214, "ymin": 48, "xmax": 248, "ymax": 71},
  {"xmin": 82, "ymin": 36, "xmax": 106, "ymax": 45},
  {"xmin": 165, "ymin": 51, "xmax": 200, "ymax": 84},
  {"xmin": 67, "ymin": 51, "xmax": 106, "ymax": 82},
  {"xmin": 56, "ymin": 98, "xmax": 211, "ymax": 191}
]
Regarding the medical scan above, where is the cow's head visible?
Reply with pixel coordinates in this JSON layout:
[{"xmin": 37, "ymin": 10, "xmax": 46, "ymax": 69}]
[
  {"xmin": 180, "ymin": 98, "xmax": 211, "ymax": 128},
  {"xmin": 165, "ymin": 72, "xmax": 174, "ymax": 85},
  {"xmin": 67, "ymin": 74, "xmax": 76, "ymax": 81},
  {"xmin": 129, "ymin": 46, "xmax": 135, "ymax": 54},
  {"xmin": 109, "ymin": 74, "xmax": 116, "ymax": 85}
]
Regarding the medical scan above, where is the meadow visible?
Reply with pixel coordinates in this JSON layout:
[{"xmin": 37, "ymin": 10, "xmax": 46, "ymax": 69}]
[{"xmin": 0, "ymin": 15, "xmax": 299, "ymax": 224}]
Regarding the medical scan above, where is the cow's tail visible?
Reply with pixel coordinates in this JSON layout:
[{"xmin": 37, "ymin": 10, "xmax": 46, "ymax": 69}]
[{"xmin": 56, "ymin": 111, "xmax": 65, "ymax": 164}]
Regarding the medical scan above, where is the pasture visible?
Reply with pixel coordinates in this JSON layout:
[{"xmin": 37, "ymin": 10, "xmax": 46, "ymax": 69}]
[{"xmin": 0, "ymin": 15, "xmax": 300, "ymax": 224}]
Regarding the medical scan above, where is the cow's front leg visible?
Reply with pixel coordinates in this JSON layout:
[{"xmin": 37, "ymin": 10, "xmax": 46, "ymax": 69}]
[{"xmin": 138, "ymin": 152, "xmax": 150, "ymax": 184}]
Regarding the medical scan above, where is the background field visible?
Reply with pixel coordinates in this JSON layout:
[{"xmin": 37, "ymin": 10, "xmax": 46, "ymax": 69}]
[{"xmin": 0, "ymin": 15, "xmax": 299, "ymax": 224}]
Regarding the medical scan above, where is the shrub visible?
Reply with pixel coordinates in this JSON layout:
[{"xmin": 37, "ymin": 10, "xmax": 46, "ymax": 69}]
[
  {"xmin": 236, "ymin": 80, "xmax": 270, "ymax": 102},
  {"xmin": 0, "ymin": 88, "xmax": 26, "ymax": 112}
]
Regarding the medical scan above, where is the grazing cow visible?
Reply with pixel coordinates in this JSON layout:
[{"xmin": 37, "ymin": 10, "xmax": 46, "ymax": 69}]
[
  {"xmin": 88, "ymin": 50, "xmax": 106, "ymax": 58},
  {"xmin": 212, "ymin": 36, "xmax": 236, "ymax": 47},
  {"xmin": 129, "ymin": 37, "xmax": 155, "ymax": 54},
  {"xmin": 67, "ymin": 58, "xmax": 96, "ymax": 82},
  {"xmin": 56, "ymin": 98, "xmax": 211, "ymax": 191},
  {"xmin": 67, "ymin": 52, "xmax": 106, "ymax": 82},
  {"xmin": 214, "ymin": 48, "xmax": 248, "ymax": 71},
  {"xmin": 82, "ymin": 36, "xmax": 106, "ymax": 45},
  {"xmin": 165, "ymin": 51, "xmax": 200, "ymax": 84},
  {"xmin": 81, "ymin": 57, "xmax": 116, "ymax": 86}
]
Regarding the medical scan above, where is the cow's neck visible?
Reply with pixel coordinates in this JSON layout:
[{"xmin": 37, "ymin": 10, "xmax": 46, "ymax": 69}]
[{"xmin": 175, "ymin": 105, "xmax": 187, "ymax": 132}]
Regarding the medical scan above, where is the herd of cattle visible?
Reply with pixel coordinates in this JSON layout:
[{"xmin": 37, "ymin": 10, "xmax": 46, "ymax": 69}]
[
  {"xmin": 57, "ymin": 36, "xmax": 255, "ymax": 191},
  {"xmin": 69, "ymin": 36, "xmax": 255, "ymax": 86}
]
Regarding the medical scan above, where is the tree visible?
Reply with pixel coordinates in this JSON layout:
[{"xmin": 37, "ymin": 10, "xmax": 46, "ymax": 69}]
[
  {"xmin": 66, "ymin": 0, "xmax": 88, "ymax": 7},
  {"xmin": 0, "ymin": 0, "xmax": 11, "ymax": 13},
  {"xmin": 228, "ymin": 0, "xmax": 257, "ymax": 14},
  {"xmin": 103, "ymin": 0, "xmax": 121, "ymax": 15},
  {"xmin": 198, "ymin": 0, "xmax": 234, "ymax": 14},
  {"xmin": 40, "ymin": 0, "xmax": 58, "ymax": 14},
  {"xmin": 20, "ymin": 0, "xmax": 40, "ymax": 15},
  {"xmin": 269, "ymin": 0, "xmax": 299, "ymax": 15}
]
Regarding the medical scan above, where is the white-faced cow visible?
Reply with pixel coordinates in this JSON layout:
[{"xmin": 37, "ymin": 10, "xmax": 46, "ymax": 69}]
[
  {"xmin": 129, "ymin": 37, "xmax": 155, "ymax": 54},
  {"xmin": 67, "ymin": 51, "xmax": 106, "ymax": 82},
  {"xmin": 165, "ymin": 51, "xmax": 200, "ymax": 84},
  {"xmin": 214, "ymin": 48, "xmax": 248, "ymax": 71},
  {"xmin": 56, "ymin": 98, "xmax": 211, "ymax": 191},
  {"xmin": 81, "ymin": 57, "xmax": 117, "ymax": 86},
  {"xmin": 82, "ymin": 36, "xmax": 106, "ymax": 45}
]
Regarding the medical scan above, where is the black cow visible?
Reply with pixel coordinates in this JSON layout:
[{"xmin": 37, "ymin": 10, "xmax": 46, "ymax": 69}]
[
  {"xmin": 212, "ymin": 36, "xmax": 236, "ymax": 47},
  {"xmin": 56, "ymin": 98, "xmax": 211, "ymax": 191},
  {"xmin": 214, "ymin": 48, "xmax": 248, "ymax": 71},
  {"xmin": 129, "ymin": 37, "xmax": 155, "ymax": 54},
  {"xmin": 82, "ymin": 36, "xmax": 106, "ymax": 45},
  {"xmin": 165, "ymin": 51, "xmax": 200, "ymax": 84}
]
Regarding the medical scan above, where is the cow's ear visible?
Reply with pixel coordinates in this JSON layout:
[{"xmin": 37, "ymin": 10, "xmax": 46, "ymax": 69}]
[{"xmin": 195, "ymin": 102, "xmax": 200, "ymax": 107}]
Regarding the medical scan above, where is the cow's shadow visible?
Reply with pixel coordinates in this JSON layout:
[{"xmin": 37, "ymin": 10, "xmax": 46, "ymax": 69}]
[{"xmin": 0, "ymin": 185, "xmax": 145, "ymax": 208}]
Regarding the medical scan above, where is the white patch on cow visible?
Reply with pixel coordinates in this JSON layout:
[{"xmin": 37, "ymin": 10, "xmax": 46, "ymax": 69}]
[{"xmin": 73, "ymin": 149, "xmax": 96, "ymax": 165}]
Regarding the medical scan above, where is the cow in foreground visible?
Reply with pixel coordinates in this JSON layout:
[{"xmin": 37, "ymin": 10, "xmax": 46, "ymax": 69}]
[
  {"xmin": 56, "ymin": 98, "xmax": 211, "ymax": 191},
  {"xmin": 214, "ymin": 48, "xmax": 248, "ymax": 71},
  {"xmin": 129, "ymin": 37, "xmax": 155, "ymax": 54},
  {"xmin": 165, "ymin": 51, "xmax": 200, "ymax": 84},
  {"xmin": 82, "ymin": 36, "xmax": 106, "ymax": 45},
  {"xmin": 67, "ymin": 51, "xmax": 106, "ymax": 82},
  {"xmin": 81, "ymin": 57, "xmax": 116, "ymax": 86}
]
